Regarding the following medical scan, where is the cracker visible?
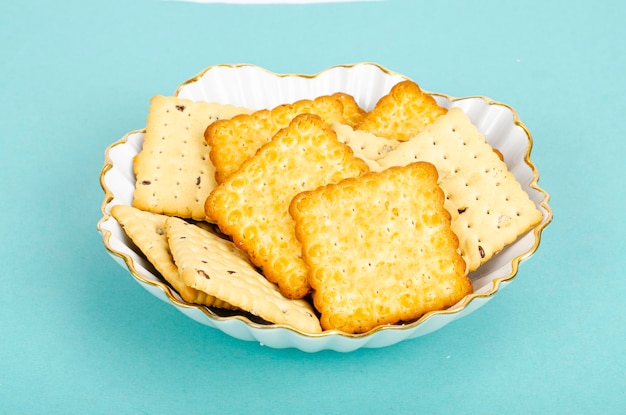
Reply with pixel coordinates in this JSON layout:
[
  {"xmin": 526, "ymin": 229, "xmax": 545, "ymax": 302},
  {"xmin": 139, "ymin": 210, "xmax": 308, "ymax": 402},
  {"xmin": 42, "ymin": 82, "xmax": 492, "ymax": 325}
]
[
  {"xmin": 110, "ymin": 204, "xmax": 232, "ymax": 308},
  {"xmin": 165, "ymin": 216, "xmax": 322, "ymax": 334},
  {"xmin": 331, "ymin": 92, "xmax": 366, "ymax": 126},
  {"xmin": 133, "ymin": 95, "xmax": 250, "ymax": 221},
  {"xmin": 355, "ymin": 80, "xmax": 447, "ymax": 142},
  {"xmin": 206, "ymin": 113, "xmax": 369, "ymax": 299},
  {"xmin": 378, "ymin": 108, "xmax": 543, "ymax": 271},
  {"xmin": 206, "ymin": 94, "xmax": 358, "ymax": 183},
  {"xmin": 331, "ymin": 123, "xmax": 399, "ymax": 170},
  {"xmin": 290, "ymin": 162, "xmax": 472, "ymax": 334}
]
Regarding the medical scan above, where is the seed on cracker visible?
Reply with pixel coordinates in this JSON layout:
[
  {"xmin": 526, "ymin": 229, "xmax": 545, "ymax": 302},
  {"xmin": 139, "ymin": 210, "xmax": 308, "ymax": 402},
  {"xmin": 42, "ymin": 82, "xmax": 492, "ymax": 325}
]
[
  {"xmin": 378, "ymin": 107, "xmax": 543, "ymax": 271},
  {"xmin": 355, "ymin": 80, "xmax": 447, "ymax": 142},
  {"xmin": 165, "ymin": 216, "xmax": 322, "ymax": 334},
  {"xmin": 133, "ymin": 95, "xmax": 251, "ymax": 221},
  {"xmin": 110, "ymin": 204, "xmax": 233, "ymax": 308},
  {"xmin": 290, "ymin": 162, "xmax": 472, "ymax": 334},
  {"xmin": 206, "ymin": 113, "xmax": 369, "ymax": 299},
  {"xmin": 205, "ymin": 94, "xmax": 362, "ymax": 184}
]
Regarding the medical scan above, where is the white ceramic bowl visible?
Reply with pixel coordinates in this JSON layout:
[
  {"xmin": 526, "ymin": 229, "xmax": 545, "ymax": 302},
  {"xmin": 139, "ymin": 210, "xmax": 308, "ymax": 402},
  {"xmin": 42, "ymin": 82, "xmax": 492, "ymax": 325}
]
[{"xmin": 98, "ymin": 63, "xmax": 552, "ymax": 352}]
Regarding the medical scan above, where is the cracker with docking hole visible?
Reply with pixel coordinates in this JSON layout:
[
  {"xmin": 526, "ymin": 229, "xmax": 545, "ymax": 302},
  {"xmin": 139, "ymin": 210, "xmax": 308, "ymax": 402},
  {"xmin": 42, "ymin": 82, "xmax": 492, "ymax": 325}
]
[
  {"xmin": 355, "ymin": 80, "xmax": 447, "ymax": 142},
  {"xmin": 377, "ymin": 107, "xmax": 543, "ymax": 272},
  {"xmin": 331, "ymin": 123, "xmax": 399, "ymax": 170},
  {"xmin": 110, "ymin": 204, "xmax": 233, "ymax": 308},
  {"xmin": 133, "ymin": 95, "xmax": 251, "ymax": 221},
  {"xmin": 165, "ymin": 216, "xmax": 322, "ymax": 334},
  {"xmin": 289, "ymin": 162, "xmax": 472, "ymax": 334},
  {"xmin": 205, "ymin": 93, "xmax": 363, "ymax": 184},
  {"xmin": 206, "ymin": 113, "xmax": 370, "ymax": 299}
]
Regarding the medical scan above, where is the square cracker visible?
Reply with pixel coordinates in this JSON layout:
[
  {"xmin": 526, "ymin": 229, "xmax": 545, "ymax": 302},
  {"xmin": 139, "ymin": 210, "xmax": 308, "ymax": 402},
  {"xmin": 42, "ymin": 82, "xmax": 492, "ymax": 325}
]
[
  {"xmin": 133, "ymin": 95, "xmax": 251, "ymax": 221},
  {"xmin": 290, "ymin": 162, "xmax": 472, "ymax": 334},
  {"xmin": 355, "ymin": 80, "xmax": 447, "ymax": 142},
  {"xmin": 110, "ymin": 204, "xmax": 233, "ymax": 308},
  {"xmin": 206, "ymin": 113, "xmax": 369, "ymax": 299},
  {"xmin": 378, "ymin": 107, "xmax": 543, "ymax": 271},
  {"xmin": 205, "ymin": 93, "xmax": 362, "ymax": 184},
  {"xmin": 165, "ymin": 216, "xmax": 322, "ymax": 334}
]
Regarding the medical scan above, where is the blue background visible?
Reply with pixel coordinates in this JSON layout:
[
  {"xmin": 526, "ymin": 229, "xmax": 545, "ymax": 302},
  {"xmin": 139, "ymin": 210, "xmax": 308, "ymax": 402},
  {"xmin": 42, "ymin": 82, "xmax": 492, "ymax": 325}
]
[{"xmin": 1, "ymin": 0, "xmax": 624, "ymax": 413}]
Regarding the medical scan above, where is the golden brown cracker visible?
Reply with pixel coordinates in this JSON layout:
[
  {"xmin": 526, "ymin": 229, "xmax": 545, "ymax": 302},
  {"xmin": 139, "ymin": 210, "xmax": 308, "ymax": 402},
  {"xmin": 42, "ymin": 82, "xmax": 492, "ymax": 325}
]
[
  {"xmin": 132, "ymin": 95, "xmax": 250, "ymax": 220},
  {"xmin": 110, "ymin": 204, "xmax": 232, "ymax": 308},
  {"xmin": 206, "ymin": 94, "xmax": 357, "ymax": 183},
  {"xmin": 331, "ymin": 92, "xmax": 366, "ymax": 126},
  {"xmin": 165, "ymin": 216, "xmax": 322, "ymax": 334},
  {"xmin": 378, "ymin": 108, "xmax": 543, "ymax": 271},
  {"xmin": 206, "ymin": 113, "xmax": 369, "ymax": 299},
  {"xmin": 355, "ymin": 80, "xmax": 447, "ymax": 142},
  {"xmin": 290, "ymin": 162, "xmax": 471, "ymax": 334}
]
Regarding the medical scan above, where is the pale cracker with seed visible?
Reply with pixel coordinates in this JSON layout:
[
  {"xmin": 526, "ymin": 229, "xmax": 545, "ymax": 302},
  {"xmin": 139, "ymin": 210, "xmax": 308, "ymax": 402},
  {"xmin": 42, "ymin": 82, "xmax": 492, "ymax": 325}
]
[
  {"xmin": 165, "ymin": 216, "xmax": 322, "ymax": 334},
  {"xmin": 205, "ymin": 94, "xmax": 361, "ymax": 183},
  {"xmin": 133, "ymin": 95, "xmax": 251, "ymax": 221},
  {"xmin": 355, "ymin": 80, "xmax": 447, "ymax": 142},
  {"xmin": 290, "ymin": 162, "xmax": 472, "ymax": 334},
  {"xmin": 110, "ymin": 204, "xmax": 233, "ymax": 308},
  {"xmin": 331, "ymin": 123, "xmax": 399, "ymax": 170},
  {"xmin": 378, "ymin": 107, "xmax": 543, "ymax": 271},
  {"xmin": 206, "ymin": 113, "xmax": 369, "ymax": 299}
]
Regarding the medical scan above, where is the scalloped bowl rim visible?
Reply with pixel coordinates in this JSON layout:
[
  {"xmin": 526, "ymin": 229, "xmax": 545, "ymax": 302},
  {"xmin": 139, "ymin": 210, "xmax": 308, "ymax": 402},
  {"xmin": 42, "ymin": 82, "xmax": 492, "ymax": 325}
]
[{"xmin": 97, "ymin": 62, "xmax": 552, "ymax": 352}]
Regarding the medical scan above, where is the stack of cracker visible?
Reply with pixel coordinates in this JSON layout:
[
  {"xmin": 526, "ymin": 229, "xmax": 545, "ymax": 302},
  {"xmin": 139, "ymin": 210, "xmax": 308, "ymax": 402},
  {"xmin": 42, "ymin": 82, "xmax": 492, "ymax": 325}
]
[
  {"xmin": 375, "ymin": 107, "xmax": 543, "ymax": 271},
  {"xmin": 206, "ymin": 113, "xmax": 369, "ymax": 300},
  {"xmin": 110, "ymin": 78, "xmax": 541, "ymax": 335},
  {"xmin": 205, "ymin": 93, "xmax": 366, "ymax": 183},
  {"xmin": 335, "ymin": 80, "xmax": 542, "ymax": 272}
]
